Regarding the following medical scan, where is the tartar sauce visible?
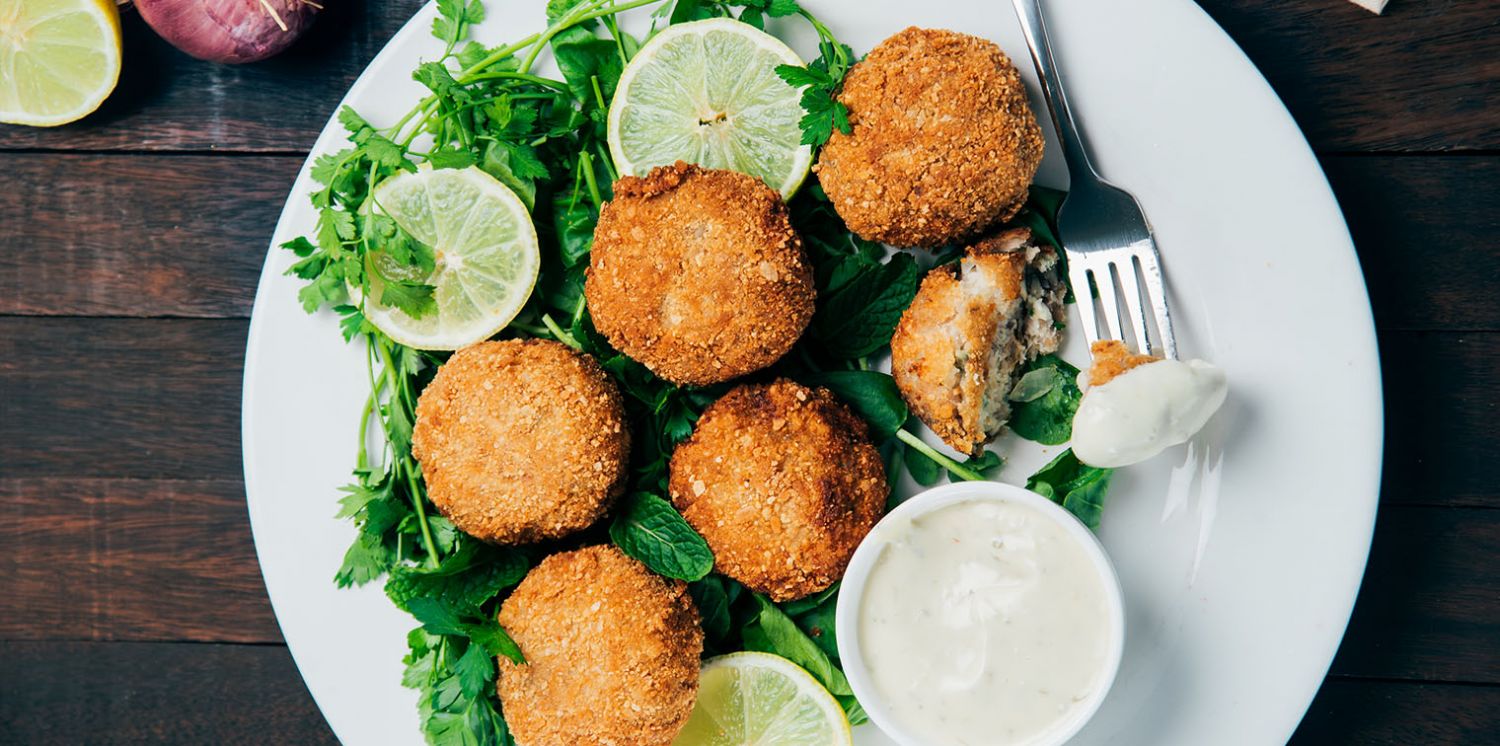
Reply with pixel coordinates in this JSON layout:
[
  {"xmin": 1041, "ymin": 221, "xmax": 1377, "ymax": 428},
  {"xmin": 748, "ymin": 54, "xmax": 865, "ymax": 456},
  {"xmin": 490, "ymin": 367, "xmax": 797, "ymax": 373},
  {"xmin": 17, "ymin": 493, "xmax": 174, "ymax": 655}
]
[
  {"xmin": 858, "ymin": 500, "xmax": 1113, "ymax": 746},
  {"xmin": 1071, "ymin": 358, "xmax": 1228, "ymax": 468}
]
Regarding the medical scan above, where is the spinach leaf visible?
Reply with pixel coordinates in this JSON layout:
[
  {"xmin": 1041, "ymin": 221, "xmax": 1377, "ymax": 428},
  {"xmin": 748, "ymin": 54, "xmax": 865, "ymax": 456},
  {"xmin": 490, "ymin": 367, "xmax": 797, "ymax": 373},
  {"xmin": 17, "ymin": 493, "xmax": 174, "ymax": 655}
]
[
  {"xmin": 1009, "ymin": 355, "xmax": 1082, "ymax": 445},
  {"xmin": 800, "ymin": 370, "xmax": 908, "ymax": 440},
  {"xmin": 902, "ymin": 436, "xmax": 943, "ymax": 486},
  {"xmin": 1026, "ymin": 449, "xmax": 1113, "ymax": 530},
  {"xmin": 741, "ymin": 595, "xmax": 853, "ymax": 697},
  {"xmin": 689, "ymin": 576, "xmax": 733, "ymax": 645},
  {"xmin": 609, "ymin": 492, "xmax": 714, "ymax": 581}
]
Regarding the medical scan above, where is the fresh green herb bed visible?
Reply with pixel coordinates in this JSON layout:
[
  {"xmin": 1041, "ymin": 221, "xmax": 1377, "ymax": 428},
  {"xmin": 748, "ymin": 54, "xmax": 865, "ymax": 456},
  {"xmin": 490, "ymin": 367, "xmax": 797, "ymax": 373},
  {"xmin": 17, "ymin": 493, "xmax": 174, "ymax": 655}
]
[{"xmin": 284, "ymin": 1, "xmax": 1106, "ymax": 742}]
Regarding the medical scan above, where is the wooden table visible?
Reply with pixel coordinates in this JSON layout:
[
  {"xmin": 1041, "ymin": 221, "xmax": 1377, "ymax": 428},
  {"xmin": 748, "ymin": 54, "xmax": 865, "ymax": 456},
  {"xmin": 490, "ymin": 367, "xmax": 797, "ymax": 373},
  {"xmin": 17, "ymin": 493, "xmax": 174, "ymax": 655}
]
[{"xmin": 1, "ymin": 1, "xmax": 1495, "ymax": 742}]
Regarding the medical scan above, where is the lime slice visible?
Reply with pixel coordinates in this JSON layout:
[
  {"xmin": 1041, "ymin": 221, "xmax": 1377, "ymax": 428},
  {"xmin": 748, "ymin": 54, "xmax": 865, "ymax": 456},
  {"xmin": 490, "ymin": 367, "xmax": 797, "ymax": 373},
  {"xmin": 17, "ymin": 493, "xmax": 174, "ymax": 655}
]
[
  {"xmin": 362, "ymin": 166, "xmax": 540, "ymax": 350},
  {"xmin": 0, "ymin": 0, "xmax": 121, "ymax": 126},
  {"xmin": 674, "ymin": 652, "xmax": 852, "ymax": 746},
  {"xmin": 608, "ymin": 18, "xmax": 813, "ymax": 199}
]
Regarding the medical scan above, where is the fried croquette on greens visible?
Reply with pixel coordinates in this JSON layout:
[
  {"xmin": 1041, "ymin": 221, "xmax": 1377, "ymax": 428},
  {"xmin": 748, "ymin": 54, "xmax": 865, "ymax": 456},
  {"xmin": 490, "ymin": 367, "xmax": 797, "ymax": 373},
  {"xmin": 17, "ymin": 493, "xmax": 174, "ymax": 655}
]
[
  {"xmin": 411, "ymin": 339, "xmax": 630, "ymax": 544},
  {"xmin": 497, "ymin": 545, "xmax": 703, "ymax": 746},
  {"xmin": 586, "ymin": 162, "xmax": 815, "ymax": 386},
  {"xmin": 890, "ymin": 228, "xmax": 1066, "ymax": 456},
  {"xmin": 816, "ymin": 27, "xmax": 1045, "ymax": 248},
  {"xmin": 670, "ymin": 379, "xmax": 887, "ymax": 602},
  {"xmin": 1087, "ymin": 339, "xmax": 1162, "ymax": 388}
]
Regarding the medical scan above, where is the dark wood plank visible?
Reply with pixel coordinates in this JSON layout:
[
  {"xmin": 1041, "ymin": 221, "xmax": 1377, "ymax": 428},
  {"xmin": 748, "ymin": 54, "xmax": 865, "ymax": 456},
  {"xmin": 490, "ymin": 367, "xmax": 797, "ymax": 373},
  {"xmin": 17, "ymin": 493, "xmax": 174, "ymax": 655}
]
[
  {"xmin": 0, "ymin": 479, "xmax": 279, "ymax": 643},
  {"xmin": 0, "ymin": 318, "xmax": 245, "ymax": 480},
  {"xmin": 1379, "ymin": 332, "xmax": 1500, "ymax": 510},
  {"xmin": 1330, "ymin": 156, "xmax": 1500, "ymax": 331},
  {"xmin": 0, "ymin": 641, "xmax": 337, "ymax": 746},
  {"xmin": 0, "ymin": 154, "xmax": 299, "ymax": 318},
  {"xmin": 1291, "ymin": 679, "xmax": 1500, "ymax": 744},
  {"xmin": 4, "ymin": 155, "xmax": 1497, "ymax": 331},
  {"xmin": 1329, "ymin": 505, "xmax": 1500, "ymax": 683},
  {"xmin": 0, "ymin": 1, "xmax": 426, "ymax": 153},
  {"xmin": 1197, "ymin": 0, "xmax": 1500, "ymax": 151},
  {"xmin": 0, "ymin": 2, "xmax": 1494, "ymax": 153}
]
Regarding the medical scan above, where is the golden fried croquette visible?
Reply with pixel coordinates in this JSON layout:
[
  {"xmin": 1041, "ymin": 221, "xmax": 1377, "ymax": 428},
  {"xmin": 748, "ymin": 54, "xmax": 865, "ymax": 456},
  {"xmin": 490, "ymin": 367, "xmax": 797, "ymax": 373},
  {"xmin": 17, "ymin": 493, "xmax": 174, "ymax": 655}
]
[
  {"xmin": 890, "ymin": 228, "xmax": 1065, "ymax": 456},
  {"xmin": 816, "ymin": 27, "xmax": 1045, "ymax": 248},
  {"xmin": 497, "ymin": 545, "xmax": 703, "ymax": 746},
  {"xmin": 411, "ymin": 339, "xmax": 629, "ymax": 544},
  {"xmin": 1087, "ymin": 340, "xmax": 1161, "ymax": 388},
  {"xmin": 585, "ymin": 162, "xmax": 815, "ymax": 386},
  {"xmin": 669, "ymin": 379, "xmax": 886, "ymax": 601}
]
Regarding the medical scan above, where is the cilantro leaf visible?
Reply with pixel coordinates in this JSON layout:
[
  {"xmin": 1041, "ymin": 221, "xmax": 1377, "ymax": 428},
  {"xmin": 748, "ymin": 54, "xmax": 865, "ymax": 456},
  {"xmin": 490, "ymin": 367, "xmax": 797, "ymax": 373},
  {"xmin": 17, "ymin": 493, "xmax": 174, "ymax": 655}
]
[
  {"xmin": 432, "ymin": 0, "xmax": 485, "ymax": 46},
  {"xmin": 378, "ymin": 279, "xmax": 439, "ymax": 320}
]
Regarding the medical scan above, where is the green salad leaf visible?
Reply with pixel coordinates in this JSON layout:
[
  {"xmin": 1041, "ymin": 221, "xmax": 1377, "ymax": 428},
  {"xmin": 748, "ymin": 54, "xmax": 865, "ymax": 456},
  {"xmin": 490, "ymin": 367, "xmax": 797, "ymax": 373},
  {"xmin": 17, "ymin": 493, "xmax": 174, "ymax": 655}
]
[
  {"xmin": 1009, "ymin": 354, "xmax": 1083, "ymax": 445},
  {"xmin": 1027, "ymin": 449, "xmax": 1114, "ymax": 530},
  {"xmin": 609, "ymin": 492, "xmax": 714, "ymax": 581}
]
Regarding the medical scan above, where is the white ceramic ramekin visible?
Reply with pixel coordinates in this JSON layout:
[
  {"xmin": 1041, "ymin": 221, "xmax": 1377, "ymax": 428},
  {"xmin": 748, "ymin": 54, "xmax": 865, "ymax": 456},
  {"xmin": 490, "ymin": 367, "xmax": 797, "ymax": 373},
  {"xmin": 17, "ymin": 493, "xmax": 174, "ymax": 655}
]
[{"xmin": 835, "ymin": 480, "xmax": 1126, "ymax": 746}]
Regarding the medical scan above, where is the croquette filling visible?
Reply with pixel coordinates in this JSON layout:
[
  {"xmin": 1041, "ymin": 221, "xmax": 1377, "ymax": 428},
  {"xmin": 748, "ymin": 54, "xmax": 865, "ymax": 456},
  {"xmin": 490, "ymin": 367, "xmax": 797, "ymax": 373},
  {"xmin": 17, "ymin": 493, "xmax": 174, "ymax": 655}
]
[{"xmin": 971, "ymin": 246, "xmax": 1066, "ymax": 442}]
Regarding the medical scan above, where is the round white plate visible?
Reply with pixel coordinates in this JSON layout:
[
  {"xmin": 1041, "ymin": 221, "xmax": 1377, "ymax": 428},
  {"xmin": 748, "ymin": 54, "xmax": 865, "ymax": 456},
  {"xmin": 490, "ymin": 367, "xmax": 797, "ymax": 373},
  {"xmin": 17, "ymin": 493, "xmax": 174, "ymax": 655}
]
[{"xmin": 243, "ymin": 1, "xmax": 1382, "ymax": 744}]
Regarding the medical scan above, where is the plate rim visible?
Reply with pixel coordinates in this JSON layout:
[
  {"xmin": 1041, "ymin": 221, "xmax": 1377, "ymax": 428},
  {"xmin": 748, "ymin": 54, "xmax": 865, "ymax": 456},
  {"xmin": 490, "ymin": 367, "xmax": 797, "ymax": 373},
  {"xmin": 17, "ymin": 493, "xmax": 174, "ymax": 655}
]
[{"xmin": 241, "ymin": 1, "xmax": 1385, "ymax": 743}]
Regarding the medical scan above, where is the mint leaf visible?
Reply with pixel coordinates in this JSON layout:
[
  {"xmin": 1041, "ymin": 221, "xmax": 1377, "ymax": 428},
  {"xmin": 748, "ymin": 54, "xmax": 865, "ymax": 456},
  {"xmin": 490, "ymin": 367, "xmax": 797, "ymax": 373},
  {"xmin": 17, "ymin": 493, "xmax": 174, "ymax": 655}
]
[
  {"xmin": 811, "ymin": 252, "xmax": 920, "ymax": 358},
  {"xmin": 609, "ymin": 492, "xmax": 714, "ymax": 581}
]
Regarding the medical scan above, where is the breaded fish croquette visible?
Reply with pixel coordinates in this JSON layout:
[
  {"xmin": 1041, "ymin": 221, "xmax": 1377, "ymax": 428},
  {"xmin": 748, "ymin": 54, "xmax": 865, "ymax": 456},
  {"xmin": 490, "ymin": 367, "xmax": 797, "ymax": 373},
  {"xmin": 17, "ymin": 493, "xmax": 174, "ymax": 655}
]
[
  {"xmin": 411, "ymin": 339, "xmax": 629, "ymax": 544},
  {"xmin": 890, "ymin": 228, "xmax": 1065, "ymax": 456},
  {"xmin": 1087, "ymin": 340, "xmax": 1161, "ymax": 388},
  {"xmin": 669, "ymin": 379, "xmax": 886, "ymax": 601},
  {"xmin": 586, "ymin": 162, "xmax": 815, "ymax": 386},
  {"xmin": 816, "ymin": 27, "xmax": 1044, "ymax": 248},
  {"xmin": 498, "ymin": 545, "xmax": 703, "ymax": 746}
]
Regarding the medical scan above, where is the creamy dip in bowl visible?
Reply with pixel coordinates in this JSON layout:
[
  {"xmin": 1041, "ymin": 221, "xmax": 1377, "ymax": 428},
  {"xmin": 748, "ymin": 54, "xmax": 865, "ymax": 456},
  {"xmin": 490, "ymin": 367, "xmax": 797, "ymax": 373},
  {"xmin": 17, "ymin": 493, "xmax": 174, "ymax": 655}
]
[{"xmin": 837, "ymin": 481, "xmax": 1125, "ymax": 746}]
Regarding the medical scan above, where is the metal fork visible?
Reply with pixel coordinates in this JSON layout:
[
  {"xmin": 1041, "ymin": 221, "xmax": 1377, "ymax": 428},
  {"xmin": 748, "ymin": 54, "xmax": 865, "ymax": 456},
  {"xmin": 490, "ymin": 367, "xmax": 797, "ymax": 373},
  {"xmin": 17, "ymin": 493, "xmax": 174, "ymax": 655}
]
[{"xmin": 1010, "ymin": 0, "xmax": 1178, "ymax": 359}]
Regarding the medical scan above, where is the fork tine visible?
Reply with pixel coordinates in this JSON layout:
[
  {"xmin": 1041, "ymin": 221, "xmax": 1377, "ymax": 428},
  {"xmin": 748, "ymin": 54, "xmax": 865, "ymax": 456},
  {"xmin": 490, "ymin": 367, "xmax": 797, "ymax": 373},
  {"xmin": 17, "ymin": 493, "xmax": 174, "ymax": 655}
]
[
  {"xmin": 1134, "ymin": 248, "xmax": 1178, "ymax": 359},
  {"xmin": 1092, "ymin": 259, "xmax": 1124, "ymax": 342},
  {"xmin": 1114, "ymin": 255, "xmax": 1153, "ymax": 355},
  {"xmin": 1067, "ymin": 260, "xmax": 1102, "ymax": 348}
]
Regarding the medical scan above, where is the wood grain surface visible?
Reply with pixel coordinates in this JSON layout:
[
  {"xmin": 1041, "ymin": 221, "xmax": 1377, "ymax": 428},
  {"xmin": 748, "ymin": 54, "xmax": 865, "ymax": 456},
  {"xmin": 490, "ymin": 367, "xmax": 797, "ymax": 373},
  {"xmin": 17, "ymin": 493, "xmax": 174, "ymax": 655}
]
[{"xmin": 1, "ymin": 0, "xmax": 1496, "ymax": 743}]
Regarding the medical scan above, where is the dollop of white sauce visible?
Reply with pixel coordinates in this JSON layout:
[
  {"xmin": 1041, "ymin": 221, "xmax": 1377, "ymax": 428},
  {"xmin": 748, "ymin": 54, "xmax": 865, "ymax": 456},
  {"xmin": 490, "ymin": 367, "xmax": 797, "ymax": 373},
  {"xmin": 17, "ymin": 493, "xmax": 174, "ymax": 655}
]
[
  {"xmin": 1072, "ymin": 358, "xmax": 1228, "ymax": 468},
  {"xmin": 859, "ymin": 500, "xmax": 1111, "ymax": 746}
]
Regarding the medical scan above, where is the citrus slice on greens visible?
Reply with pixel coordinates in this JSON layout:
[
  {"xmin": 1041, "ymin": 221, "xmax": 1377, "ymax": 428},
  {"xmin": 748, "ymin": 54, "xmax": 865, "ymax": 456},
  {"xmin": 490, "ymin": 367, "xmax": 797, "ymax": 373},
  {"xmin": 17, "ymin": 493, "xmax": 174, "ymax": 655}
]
[
  {"xmin": 362, "ymin": 166, "xmax": 539, "ymax": 350},
  {"xmin": 673, "ymin": 652, "xmax": 852, "ymax": 746},
  {"xmin": 0, "ymin": 0, "xmax": 121, "ymax": 127},
  {"xmin": 608, "ymin": 18, "xmax": 813, "ymax": 199}
]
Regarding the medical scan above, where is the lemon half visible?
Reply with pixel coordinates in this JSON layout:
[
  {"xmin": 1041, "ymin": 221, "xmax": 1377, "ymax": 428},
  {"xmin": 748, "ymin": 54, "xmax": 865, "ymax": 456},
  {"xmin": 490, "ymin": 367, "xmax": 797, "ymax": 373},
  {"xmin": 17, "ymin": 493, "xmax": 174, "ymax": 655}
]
[
  {"xmin": 0, "ymin": 0, "xmax": 121, "ymax": 127},
  {"xmin": 361, "ymin": 166, "xmax": 540, "ymax": 350}
]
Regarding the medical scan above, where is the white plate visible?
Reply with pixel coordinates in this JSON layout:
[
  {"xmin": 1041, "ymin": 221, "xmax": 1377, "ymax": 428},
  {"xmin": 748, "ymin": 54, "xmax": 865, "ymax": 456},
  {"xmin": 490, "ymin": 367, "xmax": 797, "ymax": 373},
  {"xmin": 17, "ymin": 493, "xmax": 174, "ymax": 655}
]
[{"xmin": 242, "ymin": 1, "xmax": 1382, "ymax": 744}]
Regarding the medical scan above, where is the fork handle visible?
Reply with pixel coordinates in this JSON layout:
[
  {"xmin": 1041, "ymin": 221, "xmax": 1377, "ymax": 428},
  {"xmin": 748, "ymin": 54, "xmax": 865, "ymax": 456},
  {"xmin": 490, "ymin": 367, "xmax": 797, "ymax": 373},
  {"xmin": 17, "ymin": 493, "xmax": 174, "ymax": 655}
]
[{"xmin": 1010, "ymin": 0, "xmax": 1098, "ymax": 183}]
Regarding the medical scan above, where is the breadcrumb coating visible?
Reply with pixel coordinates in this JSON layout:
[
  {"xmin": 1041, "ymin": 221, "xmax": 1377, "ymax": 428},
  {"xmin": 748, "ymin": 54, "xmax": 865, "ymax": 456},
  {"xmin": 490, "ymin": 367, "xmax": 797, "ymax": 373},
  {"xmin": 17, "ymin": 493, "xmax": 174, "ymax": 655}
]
[
  {"xmin": 1087, "ymin": 340, "xmax": 1161, "ymax": 388},
  {"xmin": 586, "ymin": 162, "xmax": 815, "ymax": 386},
  {"xmin": 890, "ymin": 229, "xmax": 1065, "ymax": 455},
  {"xmin": 816, "ymin": 27, "xmax": 1045, "ymax": 248},
  {"xmin": 669, "ymin": 379, "xmax": 887, "ymax": 601},
  {"xmin": 497, "ymin": 545, "xmax": 703, "ymax": 746},
  {"xmin": 411, "ymin": 339, "xmax": 630, "ymax": 544}
]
